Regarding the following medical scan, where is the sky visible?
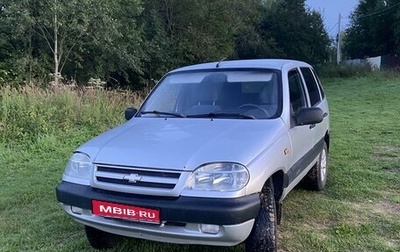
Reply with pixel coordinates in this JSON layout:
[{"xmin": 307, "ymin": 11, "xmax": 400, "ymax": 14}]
[{"xmin": 306, "ymin": 0, "xmax": 359, "ymax": 37}]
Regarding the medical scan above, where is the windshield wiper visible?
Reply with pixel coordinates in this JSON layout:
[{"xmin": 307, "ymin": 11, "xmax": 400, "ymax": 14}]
[
  {"xmin": 187, "ymin": 112, "xmax": 255, "ymax": 119},
  {"xmin": 140, "ymin": 110, "xmax": 186, "ymax": 118}
]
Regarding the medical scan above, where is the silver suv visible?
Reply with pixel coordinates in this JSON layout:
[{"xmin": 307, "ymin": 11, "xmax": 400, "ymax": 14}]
[{"xmin": 56, "ymin": 59, "xmax": 330, "ymax": 252}]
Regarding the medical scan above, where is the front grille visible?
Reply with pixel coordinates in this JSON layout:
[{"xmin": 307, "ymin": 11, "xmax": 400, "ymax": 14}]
[{"xmin": 94, "ymin": 165, "xmax": 181, "ymax": 190}]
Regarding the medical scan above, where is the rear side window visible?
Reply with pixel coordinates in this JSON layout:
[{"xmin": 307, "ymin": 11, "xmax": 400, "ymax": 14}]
[
  {"xmin": 311, "ymin": 68, "xmax": 325, "ymax": 99},
  {"xmin": 300, "ymin": 67, "xmax": 321, "ymax": 106}
]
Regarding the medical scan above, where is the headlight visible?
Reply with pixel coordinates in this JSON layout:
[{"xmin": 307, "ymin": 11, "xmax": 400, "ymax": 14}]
[
  {"xmin": 185, "ymin": 163, "xmax": 249, "ymax": 191},
  {"xmin": 63, "ymin": 152, "xmax": 92, "ymax": 184}
]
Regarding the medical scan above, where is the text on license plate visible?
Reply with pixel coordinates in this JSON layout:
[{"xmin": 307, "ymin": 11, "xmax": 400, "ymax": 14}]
[{"xmin": 92, "ymin": 200, "xmax": 160, "ymax": 224}]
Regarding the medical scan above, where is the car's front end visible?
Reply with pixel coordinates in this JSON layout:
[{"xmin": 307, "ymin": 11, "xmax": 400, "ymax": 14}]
[{"xmin": 56, "ymin": 117, "xmax": 286, "ymax": 245}]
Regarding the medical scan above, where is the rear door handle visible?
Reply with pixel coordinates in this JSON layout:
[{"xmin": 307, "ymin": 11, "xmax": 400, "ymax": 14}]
[{"xmin": 323, "ymin": 112, "xmax": 328, "ymax": 118}]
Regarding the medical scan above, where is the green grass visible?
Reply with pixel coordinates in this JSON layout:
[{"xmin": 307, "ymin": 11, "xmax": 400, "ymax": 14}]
[{"xmin": 0, "ymin": 76, "xmax": 399, "ymax": 252}]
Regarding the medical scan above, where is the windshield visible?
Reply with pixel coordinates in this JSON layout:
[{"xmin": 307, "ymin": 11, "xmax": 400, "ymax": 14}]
[{"xmin": 139, "ymin": 70, "xmax": 281, "ymax": 119}]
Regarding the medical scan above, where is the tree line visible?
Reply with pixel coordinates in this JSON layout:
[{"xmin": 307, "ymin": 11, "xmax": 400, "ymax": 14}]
[
  {"xmin": 344, "ymin": 0, "xmax": 400, "ymax": 59},
  {"xmin": 0, "ymin": 0, "xmax": 330, "ymax": 89}
]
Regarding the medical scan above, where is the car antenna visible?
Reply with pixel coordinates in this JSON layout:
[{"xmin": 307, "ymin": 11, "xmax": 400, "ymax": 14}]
[{"xmin": 216, "ymin": 57, "xmax": 227, "ymax": 68}]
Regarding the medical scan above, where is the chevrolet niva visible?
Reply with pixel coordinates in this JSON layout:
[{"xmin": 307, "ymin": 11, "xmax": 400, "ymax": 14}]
[{"xmin": 56, "ymin": 59, "xmax": 330, "ymax": 252}]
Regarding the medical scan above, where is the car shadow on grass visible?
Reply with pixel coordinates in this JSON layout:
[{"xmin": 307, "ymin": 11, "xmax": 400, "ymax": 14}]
[{"xmin": 116, "ymin": 237, "xmax": 243, "ymax": 252}]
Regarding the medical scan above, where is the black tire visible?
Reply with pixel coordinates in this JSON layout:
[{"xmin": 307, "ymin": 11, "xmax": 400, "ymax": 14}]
[
  {"xmin": 84, "ymin": 225, "xmax": 122, "ymax": 250},
  {"xmin": 245, "ymin": 179, "xmax": 277, "ymax": 252},
  {"xmin": 305, "ymin": 142, "xmax": 328, "ymax": 191}
]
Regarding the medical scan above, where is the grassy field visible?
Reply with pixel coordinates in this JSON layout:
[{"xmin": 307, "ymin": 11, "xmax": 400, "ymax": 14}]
[{"xmin": 0, "ymin": 75, "xmax": 399, "ymax": 252}]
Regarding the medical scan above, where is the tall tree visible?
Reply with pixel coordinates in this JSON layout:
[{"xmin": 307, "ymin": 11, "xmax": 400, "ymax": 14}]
[
  {"xmin": 234, "ymin": 1, "xmax": 283, "ymax": 60},
  {"xmin": 142, "ymin": 0, "xmax": 263, "ymax": 67},
  {"xmin": 259, "ymin": 0, "xmax": 330, "ymax": 64},
  {"xmin": 0, "ymin": 0, "xmax": 48, "ymax": 84},
  {"xmin": 0, "ymin": 0, "xmax": 143, "ymax": 86},
  {"xmin": 34, "ymin": 0, "xmax": 143, "ymax": 85},
  {"xmin": 344, "ymin": 0, "xmax": 399, "ymax": 58}
]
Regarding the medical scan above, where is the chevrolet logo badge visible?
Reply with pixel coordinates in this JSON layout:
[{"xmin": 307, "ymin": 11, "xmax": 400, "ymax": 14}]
[{"xmin": 123, "ymin": 174, "xmax": 142, "ymax": 183}]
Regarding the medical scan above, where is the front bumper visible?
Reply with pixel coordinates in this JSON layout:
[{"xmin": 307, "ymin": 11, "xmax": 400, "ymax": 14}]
[{"xmin": 56, "ymin": 181, "xmax": 260, "ymax": 246}]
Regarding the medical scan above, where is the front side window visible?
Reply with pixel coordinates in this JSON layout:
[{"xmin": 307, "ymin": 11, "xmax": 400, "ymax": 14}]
[{"xmin": 139, "ymin": 70, "xmax": 281, "ymax": 119}]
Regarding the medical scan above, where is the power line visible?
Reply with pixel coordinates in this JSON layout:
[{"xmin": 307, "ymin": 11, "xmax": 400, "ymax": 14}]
[
  {"xmin": 358, "ymin": 2, "xmax": 400, "ymax": 20},
  {"xmin": 333, "ymin": 2, "xmax": 400, "ymax": 32},
  {"xmin": 325, "ymin": 2, "xmax": 400, "ymax": 39},
  {"xmin": 328, "ymin": 22, "xmax": 338, "ymax": 33}
]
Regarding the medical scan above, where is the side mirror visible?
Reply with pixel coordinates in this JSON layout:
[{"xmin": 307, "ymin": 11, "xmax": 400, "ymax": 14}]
[
  {"xmin": 295, "ymin": 107, "xmax": 323, "ymax": 126},
  {"xmin": 124, "ymin": 107, "xmax": 138, "ymax": 120}
]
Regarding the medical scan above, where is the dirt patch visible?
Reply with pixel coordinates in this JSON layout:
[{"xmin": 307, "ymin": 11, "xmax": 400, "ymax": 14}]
[
  {"xmin": 373, "ymin": 145, "xmax": 400, "ymax": 162},
  {"xmin": 372, "ymin": 145, "xmax": 400, "ymax": 173},
  {"xmin": 371, "ymin": 202, "xmax": 400, "ymax": 215},
  {"xmin": 349, "ymin": 200, "xmax": 400, "ymax": 217}
]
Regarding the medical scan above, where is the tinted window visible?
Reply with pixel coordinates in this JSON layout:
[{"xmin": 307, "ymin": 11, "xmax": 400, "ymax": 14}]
[
  {"xmin": 300, "ymin": 67, "xmax": 321, "ymax": 106},
  {"xmin": 140, "ymin": 70, "xmax": 281, "ymax": 119},
  {"xmin": 288, "ymin": 69, "xmax": 307, "ymax": 114},
  {"xmin": 311, "ymin": 68, "xmax": 325, "ymax": 99}
]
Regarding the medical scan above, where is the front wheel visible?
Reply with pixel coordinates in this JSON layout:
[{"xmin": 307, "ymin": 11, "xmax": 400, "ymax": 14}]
[
  {"xmin": 84, "ymin": 225, "xmax": 122, "ymax": 250},
  {"xmin": 245, "ymin": 179, "xmax": 277, "ymax": 252}
]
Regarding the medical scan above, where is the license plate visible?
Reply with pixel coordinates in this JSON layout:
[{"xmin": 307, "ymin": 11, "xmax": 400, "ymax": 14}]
[{"xmin": 92, "ymin": 200, "xmax": 160, "ymax": 224}]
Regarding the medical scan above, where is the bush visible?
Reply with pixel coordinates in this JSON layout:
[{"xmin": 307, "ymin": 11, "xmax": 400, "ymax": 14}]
[
  {"xmin": 0, "ymin": 85, "xmax": 144, "ymax": 148},
  {"xmin": 316, "ymin": 63, "xmax": 373, "ymax": 79}
]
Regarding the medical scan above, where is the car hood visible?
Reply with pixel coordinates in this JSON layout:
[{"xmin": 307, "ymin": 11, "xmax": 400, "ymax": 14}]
[{"xmin": 76, "ymin": 118, "xmax": 286, "ymax": 171}]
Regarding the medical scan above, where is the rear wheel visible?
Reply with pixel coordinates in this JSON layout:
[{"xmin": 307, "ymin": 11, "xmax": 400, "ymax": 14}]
[
  {"xmin": 84, "ymin": 225, "xmax": 122, "ymax": 249},
  {"xmin": 245, "ymin": 179, "xmax": 277, "ymax": 252},
  {"xmin": 305, "ymin": 142, "xmax": 328, "ymax": 191}
]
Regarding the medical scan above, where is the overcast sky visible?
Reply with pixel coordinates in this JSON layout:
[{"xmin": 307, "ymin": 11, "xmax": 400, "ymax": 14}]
[{"xmin": 306, "ymin": 0, "xmax": 359, "ymax": 37}]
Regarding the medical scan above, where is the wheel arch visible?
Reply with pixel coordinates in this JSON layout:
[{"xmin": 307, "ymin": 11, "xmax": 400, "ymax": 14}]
[
  {"xmin": 260, "ymin": 170, "xmax": 285, "ymax": 203},
  {"xmin": 270, "ymin": 171, "xmax": 284, "ymax": 202},
  {"xmin": 325, "ymin": 130, "xmax": 330, "ymax": 151},
  {"xmin": 261, "ymin": 170, "xmax": 285, "ymax": 225}
]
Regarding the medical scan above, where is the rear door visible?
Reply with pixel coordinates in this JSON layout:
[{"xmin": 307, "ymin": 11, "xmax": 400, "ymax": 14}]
[
  {"xmin": 286, "ymin": 68, "xmax": 314, "ymax": 185},
  {"xmin": 300, "ymin": 67, "xmax": 329, "ymax": 145}
]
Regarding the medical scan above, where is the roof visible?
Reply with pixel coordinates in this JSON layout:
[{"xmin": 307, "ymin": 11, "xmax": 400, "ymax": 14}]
[{"xmin": 169, "ymin": 59, "xmax": 311, "ymax": 73}]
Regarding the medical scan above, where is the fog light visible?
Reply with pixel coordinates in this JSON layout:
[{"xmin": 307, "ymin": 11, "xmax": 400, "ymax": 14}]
[
  {"xmin": 200, "ymin": 224, "xmax": 220, "ymax": 234},
  {"xmin": 71, "ymin": 206, "xmax": 83, "ymax": 214}
]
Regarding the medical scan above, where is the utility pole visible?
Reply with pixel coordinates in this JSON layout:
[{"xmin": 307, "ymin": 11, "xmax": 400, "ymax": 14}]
[{"xmin": 337, "ymin": 13, "xmax": 342, "ymax": 64}]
